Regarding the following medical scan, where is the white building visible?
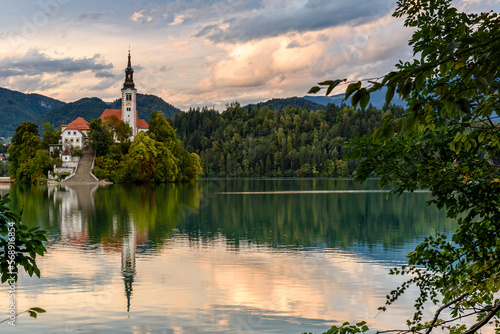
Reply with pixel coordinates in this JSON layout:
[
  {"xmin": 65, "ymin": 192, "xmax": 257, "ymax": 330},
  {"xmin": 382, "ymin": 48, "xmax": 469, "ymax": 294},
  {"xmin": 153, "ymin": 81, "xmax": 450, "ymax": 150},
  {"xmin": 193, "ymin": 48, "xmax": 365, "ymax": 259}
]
[
  {"xmin": 100, "ymin": 51, "xmax": 148, "ymax": 141},
  {"xmin": 61, "ymin": 117, "xmax": 90, "ymax": 150}
]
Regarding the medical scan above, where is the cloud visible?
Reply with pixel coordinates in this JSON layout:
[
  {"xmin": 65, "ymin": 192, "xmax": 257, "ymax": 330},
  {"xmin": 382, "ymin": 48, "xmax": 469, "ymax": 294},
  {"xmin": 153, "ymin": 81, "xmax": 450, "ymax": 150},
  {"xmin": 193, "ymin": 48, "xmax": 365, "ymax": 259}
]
[
  {"xmin": 0, "ymin": 50, "xmax": 113, "ymax": 77},
  {"xmin": 195, "ymin": 0, "xmax": 396, "ymax": 43},
  {"xmin": 130, "ymin": 10, "xmax": 154, "ymax": 23},
  {"xmin": 95, "ymin": 71, "xmax": 115, "ymax": 78},
  {"xmin": 169, "ymin": 14, "xmax": 187, "ymax": 26},
  {"xmin": 75, "ymin": 12, "xmax": 108, "ymax": 23}
]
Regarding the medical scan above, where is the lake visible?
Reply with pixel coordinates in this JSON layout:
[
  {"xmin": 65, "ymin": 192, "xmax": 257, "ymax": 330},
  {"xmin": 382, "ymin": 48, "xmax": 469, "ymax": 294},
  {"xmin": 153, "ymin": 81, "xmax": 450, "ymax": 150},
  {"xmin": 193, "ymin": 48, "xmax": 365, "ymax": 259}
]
[{"xmin": 0, "ymin": 179, "xmax": 454, "ymax": 334}]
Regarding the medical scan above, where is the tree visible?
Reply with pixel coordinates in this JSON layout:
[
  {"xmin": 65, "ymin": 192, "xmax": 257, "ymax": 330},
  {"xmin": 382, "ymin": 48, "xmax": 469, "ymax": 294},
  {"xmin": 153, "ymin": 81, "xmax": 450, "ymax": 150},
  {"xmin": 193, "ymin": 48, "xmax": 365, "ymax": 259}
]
[
  {"xmin": 115, "ymin": 121, "xmax": 133, "ymax": 143},
  {"xmin": 40, "ymin": 122, "xmax": 59, "ymax": 150},
  {"xmin": 309, "ymin": 0, "xmax": 500, "ymax": 333},
  {"xmin": 148, "ymin": 111, "xmax": 176, "ymax": 143},
  {"xmin": 123, "ymin": 132, "xmax": 159, "ymax": 182},
  {"xmin": 7, "ymin": 122, "xmax": 51, "ymax": 183},
  {"xmin": 88, "ymin": 118, "xmax": 114, "ymax": 157}
]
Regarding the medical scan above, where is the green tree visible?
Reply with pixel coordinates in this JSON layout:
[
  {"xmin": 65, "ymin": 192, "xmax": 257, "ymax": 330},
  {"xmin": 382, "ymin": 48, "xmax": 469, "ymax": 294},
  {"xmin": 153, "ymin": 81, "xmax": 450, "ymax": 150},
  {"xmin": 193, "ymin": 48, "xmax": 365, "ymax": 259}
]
[
  {"xmin": 7, "ymin": 122, "xmax": 51, "ymax": 183},
  {"xmin": 148, "ymin": 111, "xmax": 176, "ymax": 142},
  {"xmin": 115, "ymin": 121, "xmax": 133, "ymax": 143},
  {"xmin": 310, "ymin": 0, "xmax": 500, "ymax": 333},
  {"xmin": 40, "ymin": 123, "xmax": 59, "ymax": 150},
  {"xmin": 88, "ymin": 118, "xmax": 114, "ymax": 157},
  {"xmin": 123, "ymin": 132, "xmax": 159, "ymax": 182}
]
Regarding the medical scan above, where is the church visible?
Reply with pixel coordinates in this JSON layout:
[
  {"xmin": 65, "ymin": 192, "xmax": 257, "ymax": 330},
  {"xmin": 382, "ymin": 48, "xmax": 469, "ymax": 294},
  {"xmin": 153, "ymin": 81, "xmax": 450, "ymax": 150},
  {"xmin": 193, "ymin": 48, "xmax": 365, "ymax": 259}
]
[
  {"xmin": 99, "ymin": 51, "xmax": 149, "ymax": 140},
  {"xmin": 60, "ymin": 52, "xmax": 148, "ymax": 151}
]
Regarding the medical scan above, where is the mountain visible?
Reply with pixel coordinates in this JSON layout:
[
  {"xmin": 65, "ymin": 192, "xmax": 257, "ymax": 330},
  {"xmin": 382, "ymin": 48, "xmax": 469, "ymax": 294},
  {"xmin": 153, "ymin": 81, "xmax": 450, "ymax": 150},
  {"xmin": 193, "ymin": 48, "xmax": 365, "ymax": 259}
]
[
  {"xmin": 37, "ymin": 94, "xmax": 182, "ymax": 130},
  {"xmin": 303, "ymin": 86, "xmax": 407, "ymax": 109},
  {"xmin": 36, "ymin": 97, "xmax": 109, "ymax": 129},
  {"xmin": 0, "ymin": 87, "xmax": 66, "ymax": 137},
  {"xmin": 244, "ymin": 97, "xmax": 326, "ymax": 111}
]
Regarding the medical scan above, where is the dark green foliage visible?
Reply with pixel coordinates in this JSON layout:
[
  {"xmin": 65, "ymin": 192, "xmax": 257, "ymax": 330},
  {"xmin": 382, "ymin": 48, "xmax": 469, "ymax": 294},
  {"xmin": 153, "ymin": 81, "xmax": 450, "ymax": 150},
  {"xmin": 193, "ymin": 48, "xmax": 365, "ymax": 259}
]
[
  {"xmin": 0, "ymin": 87, "xmax": 65, "ymax": 138},
  {"xmin": 88, "ymin": 119, "xmax": 114, "ymax": 157},
  {"xmin": 7, "ymin": 122, "xmax": 52, "ymax": 183},
  {"xmin": 169, "ymin": 103, "xmax": 400, "ymax": 177},
  {"xmin": 244, "ymin": 97, "xmax": 326, "ymax": 112},
  {"xmin": 304, "ymin": 86, "xmax": 407, "ymax": 109},
  {"xmin": 40, "ymin": 123, "xmax": 59, "ymax": 149},
  {"xmin": 0, "ymin": 162, "xmax": 9, "ymax": 177},
  {"xmin": 115, "ymin": 121, "xmax": 133, "ymax": 143},
  {"xmin": 149, "ymin": 111, "xmax": 177, "ymax": 142},
  {"xmin": 303, "ymin": 322, "xmax": 369, "ymax": 334},
  {"xmin": 0, "ymin": 193, "xmax": 48, "ymax": 283},
  {"xmin": 93, "ymin": 112, "xmax": 201, "ymax": 183},
  {"xmin": 310, "ymin": 0, "xmax": 500, "ymax": 333},
  {"xmin": 36, "ymin": 97, "xmax": 108, "ymax": 130}
]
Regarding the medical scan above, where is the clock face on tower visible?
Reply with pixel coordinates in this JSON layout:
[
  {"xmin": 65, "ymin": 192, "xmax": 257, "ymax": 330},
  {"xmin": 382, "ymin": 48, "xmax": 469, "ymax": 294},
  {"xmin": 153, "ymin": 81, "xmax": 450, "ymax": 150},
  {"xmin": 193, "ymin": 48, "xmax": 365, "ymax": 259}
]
[{"xmin": 126, "ymin": 101, "xmax": 131, "ymax": 106}]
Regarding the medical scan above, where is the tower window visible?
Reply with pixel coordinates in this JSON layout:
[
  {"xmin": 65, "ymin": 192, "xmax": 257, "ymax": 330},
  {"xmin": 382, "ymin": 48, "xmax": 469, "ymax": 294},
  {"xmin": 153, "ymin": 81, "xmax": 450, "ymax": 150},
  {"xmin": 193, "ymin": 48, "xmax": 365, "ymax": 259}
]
[
  {"xmin": 127, "ymin": 108, "xmax": 131, "ymax": 111},
  {"xmin": 126, "ymin": 94, "xmax": 132, "ymax": 101}
]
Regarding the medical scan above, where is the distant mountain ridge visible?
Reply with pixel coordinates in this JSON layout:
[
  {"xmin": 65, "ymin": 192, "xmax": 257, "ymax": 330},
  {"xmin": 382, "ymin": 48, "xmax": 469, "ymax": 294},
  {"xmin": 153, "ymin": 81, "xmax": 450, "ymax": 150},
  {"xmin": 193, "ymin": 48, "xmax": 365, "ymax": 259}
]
[{"xmin": 0, "ymin": 87, "xmax": 66, "ymax": 137}]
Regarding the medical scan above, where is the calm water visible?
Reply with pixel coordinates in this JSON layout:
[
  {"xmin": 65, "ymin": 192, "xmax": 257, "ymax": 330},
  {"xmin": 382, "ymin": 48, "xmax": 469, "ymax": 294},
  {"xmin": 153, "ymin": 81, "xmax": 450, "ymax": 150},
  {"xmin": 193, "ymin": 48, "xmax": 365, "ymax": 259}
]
[{"xmin": 0, "ymin": 179, "xmax": 454, "ymax": 334}]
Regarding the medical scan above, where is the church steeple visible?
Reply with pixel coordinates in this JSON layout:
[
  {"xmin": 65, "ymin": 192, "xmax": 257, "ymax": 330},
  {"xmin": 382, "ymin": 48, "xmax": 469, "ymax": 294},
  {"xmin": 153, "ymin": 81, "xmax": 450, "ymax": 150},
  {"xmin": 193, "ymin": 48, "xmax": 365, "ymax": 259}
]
[
  {"xmin": 121, "ymin": 49, "xmax": 138, "ymax": 138},
  {"xmin": 123, "ymin": 50, "xmax": 135, "ymax": 90}
]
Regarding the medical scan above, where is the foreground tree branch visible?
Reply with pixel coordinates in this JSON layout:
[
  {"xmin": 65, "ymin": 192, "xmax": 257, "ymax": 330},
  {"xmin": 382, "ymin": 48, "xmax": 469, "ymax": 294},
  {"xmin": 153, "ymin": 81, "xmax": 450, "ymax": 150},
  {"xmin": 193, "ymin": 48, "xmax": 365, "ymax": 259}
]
[{"xmin": 305, "ymin": 0, "xmax": 500, "ymax": 333}]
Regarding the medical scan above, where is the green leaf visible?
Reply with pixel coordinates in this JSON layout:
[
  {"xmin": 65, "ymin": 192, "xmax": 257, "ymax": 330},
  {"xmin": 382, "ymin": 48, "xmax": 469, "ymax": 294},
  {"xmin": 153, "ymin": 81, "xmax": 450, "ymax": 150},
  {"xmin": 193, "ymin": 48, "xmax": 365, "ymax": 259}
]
[
  {"xmin": 478, "ymin": 132, "xmax": 485, "ymax": 143},
  {"xmin": 359, "ymin": 92, "xmax": 370, "ymax": 110},
  {"xmin": 351, "ymin": 88, "xmax": 367, "ymax": 108},
  {"xmin": 29, "ymin": 311, "xmax": 37, "ymax": 318},
  {"xmin": 385, "ymin": 86, "xmax": 396, "ymax": 105},
  {"xmin": 464, "ymin": 140, "xmax": 471, "ymax": 152},
  {"xmin": 28, "ymin": 307, "xmax": 46, "ymax": 313},
  {"xmin": 382, "ymin": 123, "xmax": 395, "ymax": 141},
  {"xmin": 307, "ymin": 86, "xmax": 321, "ymax": 94},
  {"xmin": 345, "ymin": 81, "xmax": 362, "ymax": 100},
  {"xmin": 396, "ymin": 118, "xmax": 404, "ymax": 133}
]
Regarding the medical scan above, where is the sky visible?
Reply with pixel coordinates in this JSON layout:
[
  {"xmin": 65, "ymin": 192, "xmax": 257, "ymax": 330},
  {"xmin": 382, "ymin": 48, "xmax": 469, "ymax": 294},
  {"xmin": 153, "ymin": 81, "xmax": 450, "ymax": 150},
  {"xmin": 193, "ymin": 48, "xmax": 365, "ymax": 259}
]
[{"xmin": 0, "ymin": 0, "xmax": 498, "ymax": 111}]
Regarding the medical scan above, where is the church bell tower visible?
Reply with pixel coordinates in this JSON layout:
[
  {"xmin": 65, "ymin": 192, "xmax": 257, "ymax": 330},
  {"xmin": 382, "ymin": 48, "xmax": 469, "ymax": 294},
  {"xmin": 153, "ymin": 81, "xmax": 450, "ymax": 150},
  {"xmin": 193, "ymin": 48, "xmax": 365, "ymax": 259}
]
[{"xmin": 121, "ymin": 50, "xmax": 137, "ymax": 137}]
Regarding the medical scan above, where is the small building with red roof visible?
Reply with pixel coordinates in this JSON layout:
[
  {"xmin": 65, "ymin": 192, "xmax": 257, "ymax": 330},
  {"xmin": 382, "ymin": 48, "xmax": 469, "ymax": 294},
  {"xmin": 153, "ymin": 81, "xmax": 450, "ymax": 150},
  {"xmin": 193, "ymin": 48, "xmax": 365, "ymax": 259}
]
[
  {"xmin": 61, "ymin": 117, "xmax": 90, "ymax": 149},
  {"xmin": 99, "ymin": 51, "xmax": 149, "ymax": 141}
]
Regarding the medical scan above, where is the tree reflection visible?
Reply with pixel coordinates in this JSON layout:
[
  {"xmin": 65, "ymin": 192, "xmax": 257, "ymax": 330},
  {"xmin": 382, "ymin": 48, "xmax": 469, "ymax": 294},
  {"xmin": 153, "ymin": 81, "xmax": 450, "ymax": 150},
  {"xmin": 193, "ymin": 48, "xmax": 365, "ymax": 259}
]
[{"xmin": 2, "ymin": 180, "xmax": 454, "ymax": 251}]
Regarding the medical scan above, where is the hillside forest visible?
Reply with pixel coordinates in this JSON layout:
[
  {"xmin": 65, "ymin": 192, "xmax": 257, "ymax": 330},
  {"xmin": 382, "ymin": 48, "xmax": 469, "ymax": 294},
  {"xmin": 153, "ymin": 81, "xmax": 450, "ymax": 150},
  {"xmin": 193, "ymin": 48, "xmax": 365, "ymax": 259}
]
[{"xmin": 170, "ymin": 102, "xmax": 404, "ymax": 177}]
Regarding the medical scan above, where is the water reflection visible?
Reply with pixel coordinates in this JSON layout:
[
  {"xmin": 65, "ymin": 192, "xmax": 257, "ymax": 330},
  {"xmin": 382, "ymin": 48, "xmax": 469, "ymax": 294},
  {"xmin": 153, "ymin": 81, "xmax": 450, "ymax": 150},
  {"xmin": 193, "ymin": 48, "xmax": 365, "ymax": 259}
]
[{"xmin": 0, "ymin": 179, "xmax": 455, "ymax": 334}]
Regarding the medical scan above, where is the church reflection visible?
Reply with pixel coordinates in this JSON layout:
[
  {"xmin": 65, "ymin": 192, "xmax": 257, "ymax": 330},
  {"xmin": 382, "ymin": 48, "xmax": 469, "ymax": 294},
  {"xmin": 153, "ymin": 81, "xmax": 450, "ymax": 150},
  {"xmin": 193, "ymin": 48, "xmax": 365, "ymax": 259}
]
[
  {"xmin": 49, "ymin": 184, "xmax": 140, "ymax": 314},
  {"xmin": 122, "ymin": 219, "xmax": 136, "ymax": 313}
]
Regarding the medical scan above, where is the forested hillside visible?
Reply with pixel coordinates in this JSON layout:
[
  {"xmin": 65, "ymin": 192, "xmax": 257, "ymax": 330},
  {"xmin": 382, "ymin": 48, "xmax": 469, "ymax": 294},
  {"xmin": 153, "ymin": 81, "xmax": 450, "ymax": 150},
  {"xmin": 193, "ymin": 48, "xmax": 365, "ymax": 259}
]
[
  {"xmin": 36, "ymin": 97, "xmax": 109, "ymax": 129},
  {"xmin": 0, "ymin": 87, "xmax": 65, "ymax": 137},
  {"xmin": 109, "ymin": 94, "xmax": 181, "ymax": 122},
  {"xmin": 169, "ymin": 102, "xmax": 404, "ymax": 177},
  {"xmin": 244, "ymin": 97, "xmax": 326, "ymax": 111}
]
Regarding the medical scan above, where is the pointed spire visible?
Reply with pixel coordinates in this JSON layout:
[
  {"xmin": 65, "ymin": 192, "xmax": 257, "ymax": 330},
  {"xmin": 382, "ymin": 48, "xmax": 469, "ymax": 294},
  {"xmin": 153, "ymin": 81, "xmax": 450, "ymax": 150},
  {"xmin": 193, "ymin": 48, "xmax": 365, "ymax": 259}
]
[{"xmin": 123, "ymin": 49, "xmax": 135, "ymax": 90}]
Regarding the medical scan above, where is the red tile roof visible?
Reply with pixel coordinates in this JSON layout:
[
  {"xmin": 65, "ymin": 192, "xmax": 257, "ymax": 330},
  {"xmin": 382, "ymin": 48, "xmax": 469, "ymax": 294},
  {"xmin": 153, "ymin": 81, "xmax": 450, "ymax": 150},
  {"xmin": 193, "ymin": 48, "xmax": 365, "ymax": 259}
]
[
  {"xmin": 100, "ymin": 109, "xmax": 122, "ymax": 122},
  {"xmin": 65, "ymin": 117, "xmax": 89, "ymax": 131},
  {"xmin": 137, "ymin": 119, "xmax": 149, "ymax": 129},
  {"xmin": 100, "ymin": 109, "xmax": 148, "ymax": 131}
]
